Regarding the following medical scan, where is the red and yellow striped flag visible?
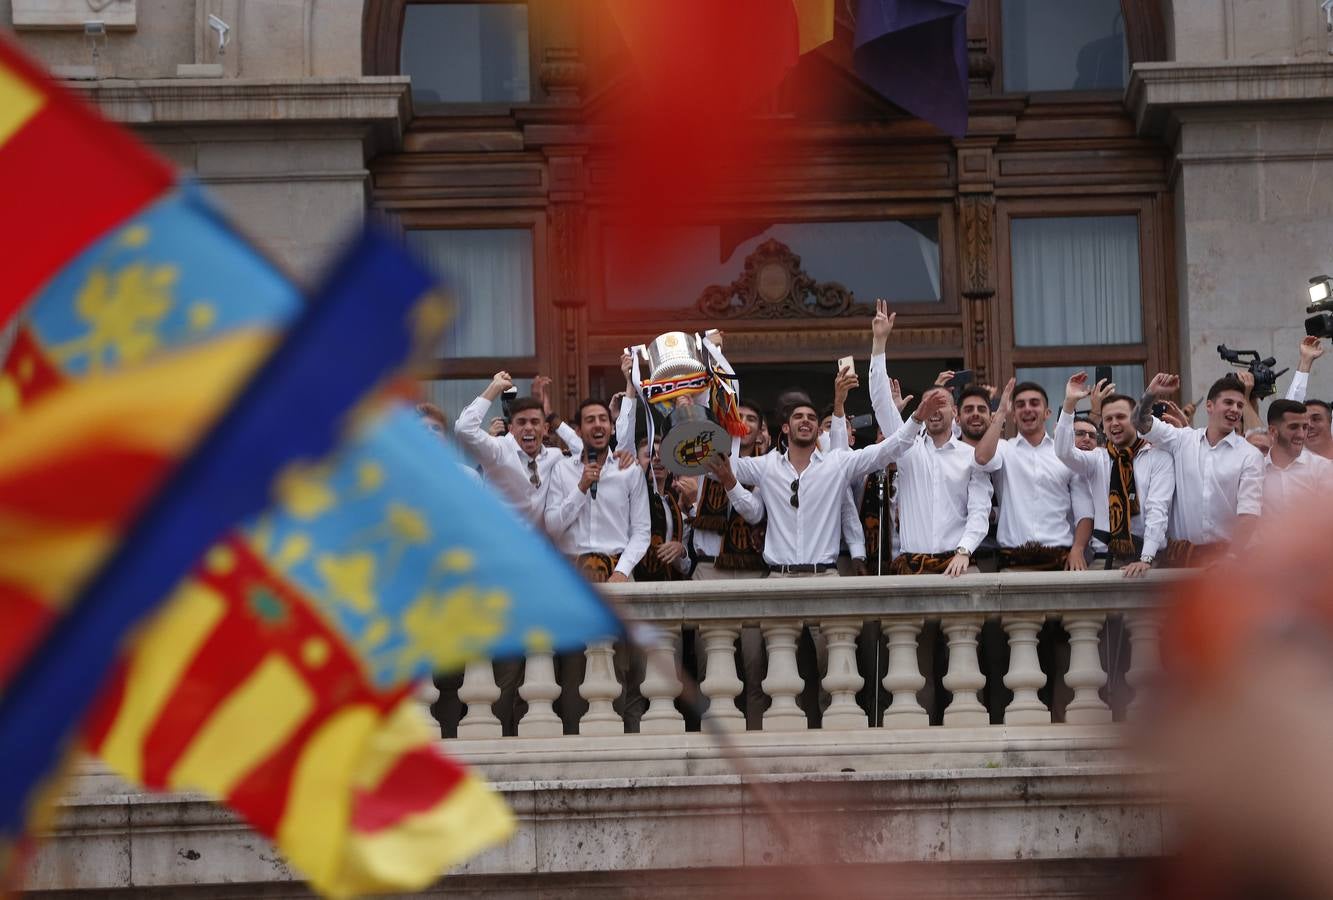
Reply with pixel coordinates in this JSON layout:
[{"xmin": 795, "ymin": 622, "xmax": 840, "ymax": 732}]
[
  {"xmin": 0, "ymin": 37, "xmax": 172, "ymax": 326},
  {"xmin": 82, "ymin": 536, "xmax": 511, "ymax": 897}
]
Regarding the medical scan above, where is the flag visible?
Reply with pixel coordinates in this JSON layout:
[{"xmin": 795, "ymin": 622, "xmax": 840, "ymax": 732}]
[
  {"xmin": 0, "ymin": 187, "xmax": 302, "ymax": 686},
  {"xmin": 0, "ymin": 36, "xmax": 173, "ymax": 327},
  {"xmin": 0, "ymin": 228, "xmax": 452, "ymax": 881},
  {"xmin": 82, "ymin": 534, "xmax": 512, "ymax": 898},
  {"xmin": 853, "ymin": 0, "xmax": 971, "ymax": 138},
  {"xmin": 603, "ymin": 0, "xmax": 833, "ymax": 307},
  {"xmin": 244, "ymin": 404, "xmax": 623, "ymax": 686}
]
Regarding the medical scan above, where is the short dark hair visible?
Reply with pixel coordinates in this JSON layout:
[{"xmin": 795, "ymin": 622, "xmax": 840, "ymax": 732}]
[
  {"xmin": 1207, "ymin": 374, "xmax": 1245, "ymax": 402},
  {"xmin": 1267, "ymin": 398, "xmax": 1307, "ymax": 426},
  {"xmin": 508, "ymin": 397, "xmax": 544, "ymax": 418},
  {"xmin": 1012, "ymin": 381, "xmax": 1049, "ymax": 406},
  {"xmin": 781, "ymin": 394, "xmax": 817, "ymax": 422},
  {"xmin": 575, "ymin": 398, "xmax": 611, "ymax": 425},
  {"xmin": 1307, "ymin": 398, "xmax": 1332, "ymax": 416},
  {"xmin": 957, "ymin": 385, "xmax": 991, "ymax": 407},
  {"xmin": 1073, "ymin": 414, "xmax": 1099, "ymax": 430},
  {"xmin": 737, "ymin": 399, "xmax": 764, "ymax": 420},
  {"xmin": 1100, "ymin": 393, "xmax": 1138, "ymax": 413}
]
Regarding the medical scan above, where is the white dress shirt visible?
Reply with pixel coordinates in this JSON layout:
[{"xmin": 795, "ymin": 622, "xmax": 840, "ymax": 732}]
[
  {"xmin": 1143, "ymin": 418, "xmax": 1264, "ymax": 544},
  {"xmin": 732, "ymin": 437, "xmax": 908, "ymax": 567},
  {"xmin": 975, "ymin": 434, "xmax": 1095, "ymax": 549},
  {"xmin": 1053, "ymin": 411, "xmax": 1174, "ymax": 559},
  {"xmin": 1264, "ymin": 447, "xmax": 1333, "ymax": 510},
  {"xmin": 455, "ymin": 395, "xmax": 584, "ymax": 523},
  {"xmin": 869, "ymin": 354, "xmax": 992, "ymax": 555},
  {"xmin": 543, "ymin": 451, "xmax": 651, "ymax": 578},
  {"xmin": 1286, "ymin": 370, "xmax": 1309, "ymax": 402}
]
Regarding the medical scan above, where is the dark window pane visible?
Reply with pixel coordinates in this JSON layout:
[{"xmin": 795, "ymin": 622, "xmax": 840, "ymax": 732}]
[
  {"xmin": 602, "ymin": 220, "xmax": 942, "ymax": 311},
  {"xmin": 1002, "ymin": 0, "xmax": 1128, "ymax": 92},
  {"xmin": 401, "ymin": 3, "xmax": 530, "ymax": 105}
]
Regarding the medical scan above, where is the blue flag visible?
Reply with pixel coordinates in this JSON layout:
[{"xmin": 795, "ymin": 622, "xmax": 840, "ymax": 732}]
[{"xmin": 854, "ymin": 0, "xmax": 971, "ymax": 139}]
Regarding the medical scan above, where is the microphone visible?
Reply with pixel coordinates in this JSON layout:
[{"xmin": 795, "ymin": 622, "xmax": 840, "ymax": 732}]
[{"xmin": 587, "ymin": 446, "xmax": 601, "ymax": 499}]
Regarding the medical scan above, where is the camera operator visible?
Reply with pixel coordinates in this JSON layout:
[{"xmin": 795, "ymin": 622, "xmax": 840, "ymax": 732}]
[
  {"xmin": 1264, "ymin": 399, "xmax": 1333, "ymax": 510},
  {"xmin": 1056, "ymin": 374, "xmax": 1173, "ymax": 577},
  {"xmin": 1136, "ymin": 373, "xmax": 1264, "ymax": 566}
]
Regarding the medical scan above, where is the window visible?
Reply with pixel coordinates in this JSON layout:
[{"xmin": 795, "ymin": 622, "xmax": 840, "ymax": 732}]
[
  {"xmin": 404, "ymin": 228, "xmax": 535, "ymax": 358},
  {"xmin": 1015, "ymin": 365, "xmax": 1145, "ymax": 432},
  {"xmin": 1011, "ymin": 215, "xmax": 1141, "ymax": 348},
  {"xmin": 1002, "ymin": 0, "xmax": 1128, "ymax": 93},
  {"xmin": 400, "ymin": 3, "xmax": 530, "ymax": 105},
  {"xmin": 601, "ymin": 219, "xmax": 942, "ymax": 311}
]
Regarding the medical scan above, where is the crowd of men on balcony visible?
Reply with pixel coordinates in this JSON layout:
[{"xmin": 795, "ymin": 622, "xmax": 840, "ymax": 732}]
[{"xmin": 419, "ymin": 302, "xmax": 1332, "ymax": 586}]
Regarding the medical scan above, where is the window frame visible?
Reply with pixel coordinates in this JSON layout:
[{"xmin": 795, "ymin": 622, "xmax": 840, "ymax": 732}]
[
  {"xmin": 994, "ymin": 195, "xmax": 1171, "ymax": 390},
  {"xmin": 391, "ymin": 208, "xmax": 548, "ymax": 383}
]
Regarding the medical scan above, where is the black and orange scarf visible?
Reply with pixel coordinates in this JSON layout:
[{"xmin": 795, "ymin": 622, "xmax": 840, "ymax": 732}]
[
  {"xmin": 1106, "ymin": 438, "xmax": 1144, "ymax": 559},
  {"xmin": 635, "ymin": 472, "xmax": 686, "ymax": 582}
]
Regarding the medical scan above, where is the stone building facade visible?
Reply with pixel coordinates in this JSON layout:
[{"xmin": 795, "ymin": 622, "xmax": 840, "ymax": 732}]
[{"xmin": 6, "ymin": 1, "xmax": 1333, "ymax": 411}]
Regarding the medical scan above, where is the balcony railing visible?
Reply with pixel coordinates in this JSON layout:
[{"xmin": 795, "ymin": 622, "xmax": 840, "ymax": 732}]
[{"xmin": 430, "ymin": 571, "xmax": 1175, "ymax": 742}]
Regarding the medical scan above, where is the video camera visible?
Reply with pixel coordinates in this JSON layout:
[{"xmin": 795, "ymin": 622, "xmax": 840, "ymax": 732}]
[
  {"xmin": 1216, "ymin": 345, "xmax": 1287, "ymax": 399},
  {"xmin": 1307, "ymin": 276, "xmax": 1333, "ymax": 339}
]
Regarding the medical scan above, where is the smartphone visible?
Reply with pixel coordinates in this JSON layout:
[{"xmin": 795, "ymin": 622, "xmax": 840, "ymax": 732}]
[
  {"xmin": 501, "ymin": 386, "xmax": 518, "ymax": 420},
  {"xmin": 1095, "ymin": 365, "xmax": 1114, "ymax": 387},
  {"xmin": 836, "ymin": 355, "xmax": 854, "ymax": 374},
  {"xmin": 850, "ymin": 413, "xmax": 875, "ymax": 430},
  {"xmin": 951, "ymin": 369, "xmax": 974, "ymax": 388},
  {"xmin": 1152, "ymin": 401, "xmax": 1168, "ymax": 418}
]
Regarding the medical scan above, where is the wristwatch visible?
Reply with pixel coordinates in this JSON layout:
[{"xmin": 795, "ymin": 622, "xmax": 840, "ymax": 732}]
[
  {"xmin": 955, "ymin": 547, "xmax": 970, "ymax": 557},
  {"xmin": 1139, "ymin": 554, "xmax": 1154, "ymax": 566}
]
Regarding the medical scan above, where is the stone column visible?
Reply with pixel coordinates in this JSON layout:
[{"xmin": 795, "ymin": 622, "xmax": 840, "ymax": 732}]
[
  {"xmin": 1063, "ymin": 615, "xmax": 1112, "ymax": 724},
  {"xmin": 517, "ymin": 651, "xmax": 563, "ymax": 738},
  {"xmin": 882, "ymin": 619, "xmax": 928, "ymax": 728},
  {"xmin": 579, "ymin": 640, "xmax": 624, "ymax": 736},
  {"xmin": 638, "ymin": 628, "xmax": 686, "ymax": 735},
  {"xmin": 1125, "ymin": 613, "xmax": 1162, "ymax": 718},
  {"xmin": 1003, "ymin": 616, "xmax": 1051, "ymax": 725},
  {"xmin": 699, "ymin": 624, "xmax": 746, "ymax": 732},
  {"xmin": 456, "ymin": 659, "xmax": 502, "ymax": 739},
  {"xmin": 941, "ymin": 617, "xmax": 988, "ymax": 727},
  {"xmin": 820, "ymin": 620, "xmax": 867, "ymax": 730},
  {"xmin": 760, "ymin": 621, "xmax": 806, "ymax": 731}
]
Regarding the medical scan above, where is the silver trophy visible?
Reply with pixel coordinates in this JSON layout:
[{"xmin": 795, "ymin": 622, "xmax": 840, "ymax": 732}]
[{"xmin": 633, "ymin": 331, "xmax": 733, "ymax": 476}]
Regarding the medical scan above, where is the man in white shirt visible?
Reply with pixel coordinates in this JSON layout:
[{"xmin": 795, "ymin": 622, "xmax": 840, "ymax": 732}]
[
  {"xmin": 1055, "ymin": 373, "xmax": 1174, "ymax": 577},
  {"xmin": 455, "ymin": 371, "xmax": 585, "ymax": 524},
  {"xmin": 1136, "ymin": 372, "xmax": 1265, "ymax": 566},
  {"xmin": 870, "ymin": 368, "xmax": 992, "ymax": 576},
  {"xmin": 544, "ymin": 399, "xmax": 651, "ymax": 583},
  {"xmin": 1283, "ymin": 336, "xmax": 1333, "ymax": 460},
  {"xmin": 973, "ymin": 380, "xmax": 1095, "ymax": 571},
  {"xmin": 1264, "ymin": 398, "xmax": 1333, "ymax": 510}
]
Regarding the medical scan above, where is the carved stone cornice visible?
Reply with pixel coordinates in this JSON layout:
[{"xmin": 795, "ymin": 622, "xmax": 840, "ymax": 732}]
[
  {"xmin": 695, "ymin": 239, "xmax": 874, "ymax": 320},
  {"xmin": 959, "ymin": 193, "xmax": 995, "ymax": 300},
  {"xmin": 539, "ymin": 48, "xmax": 587, "ymax": 106}
]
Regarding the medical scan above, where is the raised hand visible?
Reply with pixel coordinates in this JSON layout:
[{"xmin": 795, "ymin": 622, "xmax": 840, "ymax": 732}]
[
  {"xmin": 871, "ymin": 298, "xmax": 896, "ymax": 349},
  {"xmin": 934, "ymin": 370, "xmax": 956, "ymax": 388},
  {"xmin": 578, "ymin": 461, "xmax": 602, "ymax": 494},
  {"xmin": 996, "ymin": 377, "xmax": 1016, "ymax": 419},
  {"xmin": 1236, "ymin": 369, "xmax": 1255, "ymax": 398},
  {"xmin": 1160, "ymin": 400, "xmax": 1189, "ymax": 429},
  {"xmin": 1146, "ymin": 373, "xmax": 1180, "ymax": 398},
  {"xmin": 483, "ymin": 370, "xmax": 514, "ymax": 401},
  {"xmin": 614, "ymin": 449, "xmax": 636, "ymax": 470},
  {"xmin": 912, "ymin": 387, "xmax": 950, "ymax": 423},
  {"xmin": 833, "ymin": 367, "xmax": 860, "ymax": 416},
  {"xmin": 1090, "ymin": 377, "xmax": 1116, "ymax": 411},
  {"xmin": 620, "ymin": 350, "xmax": 634, "ymax": 386},
  {"xmin": 1065, "ymin": 371, "xmax": 1092, "ymax": 404},
  {"xmin": 890, "ymin": 377, "xmax": 915, "ymax": 413},
  {"xmin": 1300, "ymin": 335, "xmax": 1325, "ymax": 371},
  {"xmin": 702, "ymin": 452, "xmax": 738, "ymax": 490}
]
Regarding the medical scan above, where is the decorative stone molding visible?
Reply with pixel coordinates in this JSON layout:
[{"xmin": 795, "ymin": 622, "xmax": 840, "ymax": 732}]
[
  {"xmin": 12, "ymin": 0, "xmax": 136, "ymax": 30},
  {"xmin": 959, "ymin": 193, "xmax": 995, "ymax": 300},
  {"xmin": 696, "ymin": 239, "xmax": 876, "ymax": 320},
  {"xmin": 540, "ymin": 47, "xmax": 587, "ymax": 105}
]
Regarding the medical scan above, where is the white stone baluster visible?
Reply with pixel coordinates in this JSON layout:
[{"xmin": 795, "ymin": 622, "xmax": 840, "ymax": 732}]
[
  {"xmin": 639, "ymin": 628, "xmax": 685, "ymax": 734},
  {"xmin": 456, "ymin": 659, "xmax": 502, "ymax": 739},
  {"xmin": 881, "ymin": 619, "xmax": 928, "ymax": 728},
  {"xmin": 579, "ymin": 640, "xmax": 624, "ymax": 736},
  {"xmin": 820, "ymin": 620, "xmax": 866, "ymax": 729},
  {"xmin": 1063, "ymin": 615, "xmax": 1111, "ymax": 724},
  {"xmin": 760, "ymin": 621, "xmax": 806, "ymax": 731},
  {"xmin": 1003, "ymin": 616, "xmax": 1050, "ymax": 724},
  {"xmin": 940, "ymin": 617, "xmax": 988, "ymax": 727},
  {"xmin": 1125, "ymin": 613, "xmax": 1161, "ymax": 718},
  {"xmin": 517, "ymin": 651, "xmax": 563, "ymax": 737},
  {"xmin": 698, "ymin": 624, "xmax": 745, "ymax": 732}
]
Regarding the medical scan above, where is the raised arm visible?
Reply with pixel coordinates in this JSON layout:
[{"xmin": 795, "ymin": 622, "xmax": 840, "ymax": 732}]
[
  {"xmin": 1287, "ymin": 336, "xmax": 1323, "ymax": 401},
  {"xmin": 973, "ymin": 377, "xmax": 1015, "ymax": 469},
  {"xmin": 613, "ymin": 351, "xmax": 637, "ymax": 452},
  {"xmin": 868, "ymin": 298, "xmax": 906, "ymax": 436},
  {"xmin": 1053, "ymin": 373, "xmax": 1101, "ymax": 478},
  {"xmin": 827, "ymin": 366, "xmax": 858, "ymax": 452},
  {"xmin": 1135, "ymin": 373, "xmax": 1186, "ymax": 450},
  {"xmin": 847, "ymin": 388, "xmax": 949, "ymax": 482},
  {"xmin": 454, "ymin": 371, "xmax": 513, "ymax": 466},
  {"xmin": 535, "ymin": 374, "xmax": 582, "ymax": 455}
]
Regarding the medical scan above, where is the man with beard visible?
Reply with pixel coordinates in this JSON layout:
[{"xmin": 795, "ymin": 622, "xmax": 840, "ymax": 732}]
[
  {"xmin": 544, "ymin": 399, "xmax": 651, "ymax": 583},
  {"xmin": 1136, "ymin": 373, "xmax": 1264, "ymax": 566},
  {"xmin": 456, "ymin": 371, "xmax": 586, "ymax": 524},
  {"xmin": 974, "ymin": 380, "xmax": 1095, "ymax": 571},
  {"xmin": 955, "ymin": 385, "xmax": 993, "ymax": 446},
  {"xmin": 870, "ymin": 377, "xmax": 992, "ymax": 576},
  {"xmin": 1263, "ymin": 399, "xmax": 1333, "ymax": 510},
  {"xmin": 1055, "ymin": 374, "xmax": 1174, "ymax": 577}
]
